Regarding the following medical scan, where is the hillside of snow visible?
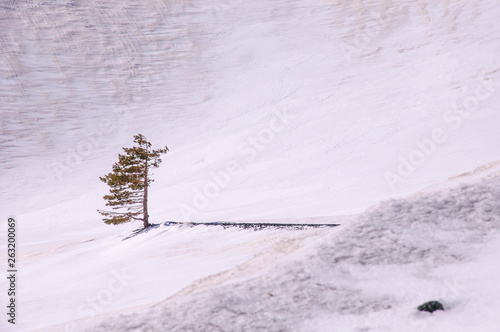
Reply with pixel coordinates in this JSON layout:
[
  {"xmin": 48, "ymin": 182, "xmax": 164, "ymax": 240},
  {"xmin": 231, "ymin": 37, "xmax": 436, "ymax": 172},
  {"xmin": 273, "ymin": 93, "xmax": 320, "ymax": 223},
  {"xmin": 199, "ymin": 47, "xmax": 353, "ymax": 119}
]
[
  {"xmin": 86, "ymin": 166, "xmax": 500, "ymax": 332},
  {"xmin": 1, "ymin": 0, "xmax": 500, "ymax": 331}
]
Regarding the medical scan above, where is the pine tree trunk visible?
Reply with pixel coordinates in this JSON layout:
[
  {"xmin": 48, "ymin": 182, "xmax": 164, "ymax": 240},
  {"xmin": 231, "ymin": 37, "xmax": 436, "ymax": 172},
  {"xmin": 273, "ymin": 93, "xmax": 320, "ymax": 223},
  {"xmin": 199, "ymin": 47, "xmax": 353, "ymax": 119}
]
[
  {"xmin": 143, "ymin": 183, "xmax": 149, "ymax": 229},
  {"xmin": 143, "ymin": 156, "xmax": 149, "ymax": 229}
]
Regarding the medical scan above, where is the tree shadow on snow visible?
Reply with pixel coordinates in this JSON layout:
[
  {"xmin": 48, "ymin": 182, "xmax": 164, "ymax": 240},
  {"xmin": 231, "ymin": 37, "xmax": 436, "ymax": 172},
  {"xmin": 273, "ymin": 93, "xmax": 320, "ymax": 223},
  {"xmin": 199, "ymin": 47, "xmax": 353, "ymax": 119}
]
[{"xmin": 122, "ymin": 223, "xmax": 161, "ymax": 241}]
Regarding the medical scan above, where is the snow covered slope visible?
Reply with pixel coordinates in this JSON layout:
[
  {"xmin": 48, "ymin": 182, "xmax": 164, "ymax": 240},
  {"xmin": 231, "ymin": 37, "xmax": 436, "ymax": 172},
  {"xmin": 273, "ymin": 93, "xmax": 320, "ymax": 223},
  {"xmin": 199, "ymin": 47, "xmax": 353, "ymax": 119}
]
[
  {"xmin": 84, "ymin": 164, "xmax": 500, "ymax": 332},
  {"xmin": 1, "ymin": 0, "xmax": 500, "ymax": 331}
]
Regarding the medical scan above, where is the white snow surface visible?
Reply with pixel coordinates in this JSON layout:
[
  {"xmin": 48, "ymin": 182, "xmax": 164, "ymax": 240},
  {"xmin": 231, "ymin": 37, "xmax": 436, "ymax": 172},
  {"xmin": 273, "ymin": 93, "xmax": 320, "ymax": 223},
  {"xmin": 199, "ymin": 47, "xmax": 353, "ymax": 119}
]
[
  {"xmin": 86, "ymin": 169, "xmax": 500, "ymax": 332},
  {"xmin": 1, "ymin": 0, "xmax": 500, "ymax": 331}
]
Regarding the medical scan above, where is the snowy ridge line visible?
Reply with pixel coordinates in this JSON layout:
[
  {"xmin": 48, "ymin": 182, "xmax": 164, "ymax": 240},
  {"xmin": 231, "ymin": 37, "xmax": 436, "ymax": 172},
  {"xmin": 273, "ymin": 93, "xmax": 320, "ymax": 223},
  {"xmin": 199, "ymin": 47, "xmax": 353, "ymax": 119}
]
[
  {"xmin": 448, "ymin": 160, "xmax": 500, "ymax": 181},
  {"xmin": 163, "ymin": 220, "xmax": 341, "ymax": 230},
  {"xmin": 405, "ymin": 160, "xmax": 500, "ymax": 200}
]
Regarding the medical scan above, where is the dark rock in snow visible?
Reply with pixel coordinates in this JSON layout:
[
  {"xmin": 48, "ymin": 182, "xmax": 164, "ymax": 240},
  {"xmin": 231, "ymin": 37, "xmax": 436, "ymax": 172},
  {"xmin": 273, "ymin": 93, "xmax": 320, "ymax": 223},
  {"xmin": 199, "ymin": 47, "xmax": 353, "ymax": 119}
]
[{"xmin": 418, "ymin": 301, "xmax": 444, "ymax": 313}]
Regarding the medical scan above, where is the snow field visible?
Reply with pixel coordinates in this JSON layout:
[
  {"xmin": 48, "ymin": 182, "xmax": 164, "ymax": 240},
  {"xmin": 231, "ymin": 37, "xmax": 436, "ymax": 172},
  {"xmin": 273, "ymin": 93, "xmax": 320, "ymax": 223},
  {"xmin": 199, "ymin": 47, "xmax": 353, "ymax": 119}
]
[
  {"xmin": 85, "ymin": 168, "xmax": 500, "ymax": 331},
  {"xmin": 1, "ymin": 0, "xmax": 500, "ymax": 331}
]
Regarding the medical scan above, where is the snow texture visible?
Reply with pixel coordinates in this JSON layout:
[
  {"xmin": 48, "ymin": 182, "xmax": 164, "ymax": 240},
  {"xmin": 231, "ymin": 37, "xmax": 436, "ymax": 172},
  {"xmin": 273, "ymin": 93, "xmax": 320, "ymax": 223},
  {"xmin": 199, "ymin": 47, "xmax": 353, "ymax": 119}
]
[
  {"xmin": 82, "ymin": 171, "xmax": 500, "ymax": 332},
  {"xmin": 1, "ymin": 0, "xmax": 500, "ymax": 331}
]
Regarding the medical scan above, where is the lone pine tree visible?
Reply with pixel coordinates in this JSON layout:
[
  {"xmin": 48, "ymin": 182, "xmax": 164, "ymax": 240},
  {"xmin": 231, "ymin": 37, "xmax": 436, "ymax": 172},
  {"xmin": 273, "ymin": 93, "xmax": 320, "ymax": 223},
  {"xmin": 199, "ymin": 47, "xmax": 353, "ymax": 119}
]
[{"xmin": 98, "ymin": 134, "xmax": 168, "ymax": 229}]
